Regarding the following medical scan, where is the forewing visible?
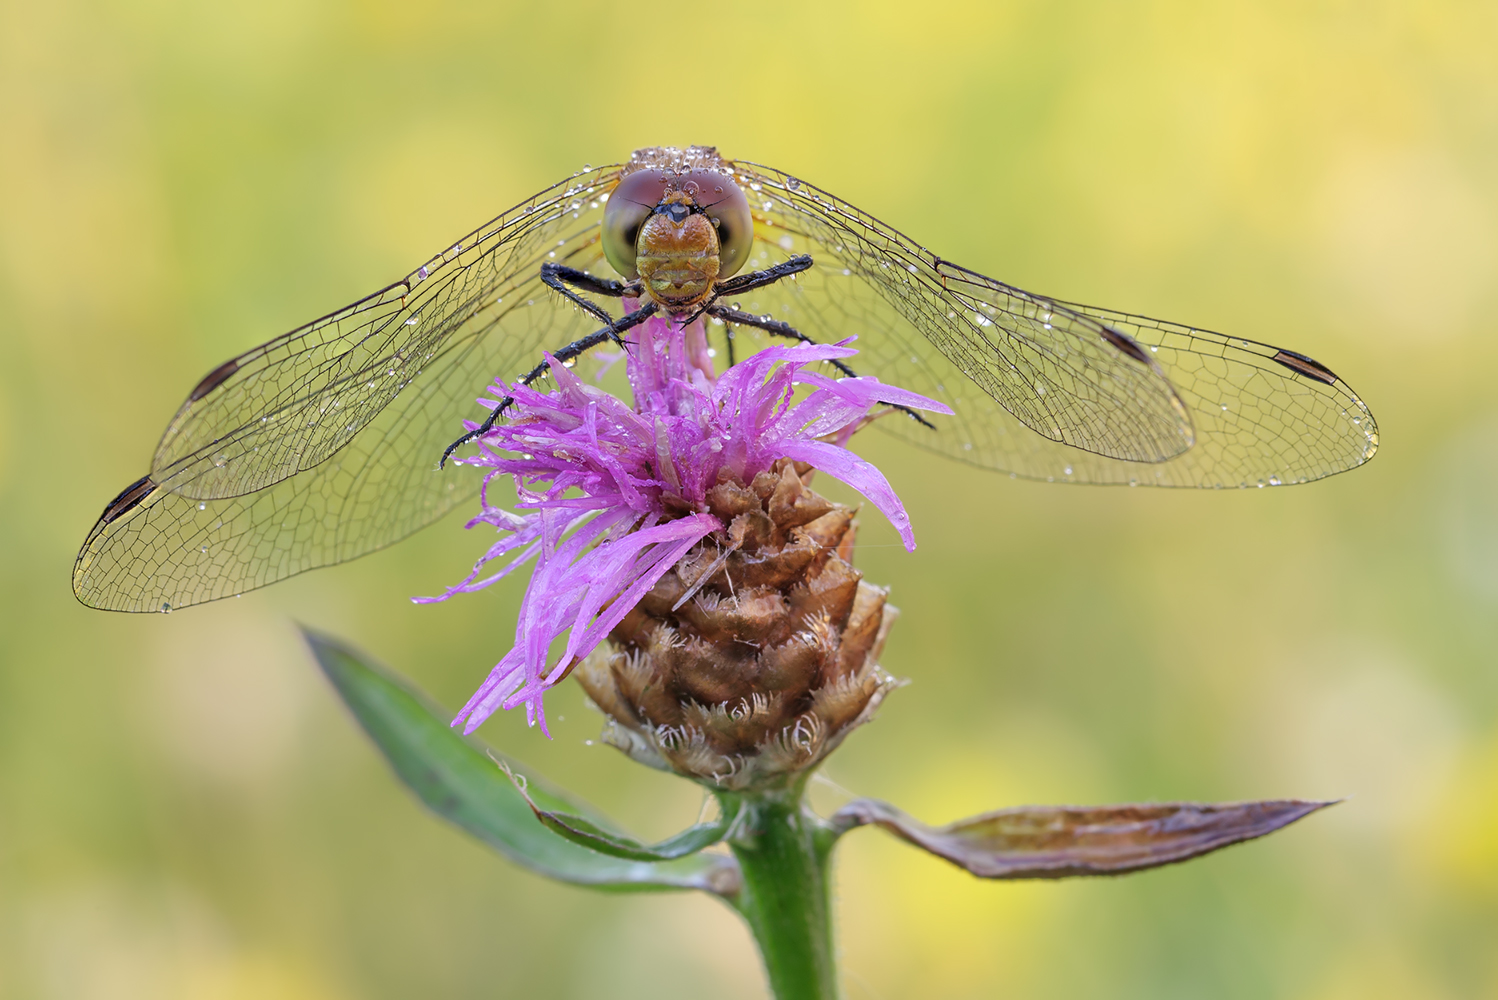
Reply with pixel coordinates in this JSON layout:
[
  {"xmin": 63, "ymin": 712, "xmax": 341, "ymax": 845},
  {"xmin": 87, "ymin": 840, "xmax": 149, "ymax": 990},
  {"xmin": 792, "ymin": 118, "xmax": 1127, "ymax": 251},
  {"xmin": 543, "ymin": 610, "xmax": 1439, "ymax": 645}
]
[
  {"xmin": 75, "ymin": 170, "xmax": 621, "ymax": 612},
  {"xmin": 150, "ymin": 167, "xmax": 621, "ymax": 501},
  {"xmin": 729, "ymin": 160, "xmax": 1378, "ymax": 487}
]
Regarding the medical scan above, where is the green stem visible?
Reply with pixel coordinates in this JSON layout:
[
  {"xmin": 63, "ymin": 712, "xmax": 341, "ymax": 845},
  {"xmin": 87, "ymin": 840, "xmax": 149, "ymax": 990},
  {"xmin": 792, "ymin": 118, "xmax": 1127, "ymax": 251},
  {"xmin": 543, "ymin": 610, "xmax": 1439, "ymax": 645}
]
[{"xmin": 717, "ymin": 784, "xmax": 841, "ymax": 1000}]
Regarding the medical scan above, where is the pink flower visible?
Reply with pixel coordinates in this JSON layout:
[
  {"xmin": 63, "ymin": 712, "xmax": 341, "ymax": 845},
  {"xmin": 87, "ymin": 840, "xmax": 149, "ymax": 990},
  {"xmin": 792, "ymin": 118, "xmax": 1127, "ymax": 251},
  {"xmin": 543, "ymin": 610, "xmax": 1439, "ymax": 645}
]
[{"xmin": 419, "ymin": 311, "xmax": 951, "ymax": 735}]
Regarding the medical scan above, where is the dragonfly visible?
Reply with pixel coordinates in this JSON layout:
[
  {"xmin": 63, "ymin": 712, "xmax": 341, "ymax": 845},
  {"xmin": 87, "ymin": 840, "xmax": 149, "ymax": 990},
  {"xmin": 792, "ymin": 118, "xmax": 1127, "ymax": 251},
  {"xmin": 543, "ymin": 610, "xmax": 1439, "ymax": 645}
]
[{"xmin": 74, "ymin": 145, "xmax": 1379, "ymax": 614}]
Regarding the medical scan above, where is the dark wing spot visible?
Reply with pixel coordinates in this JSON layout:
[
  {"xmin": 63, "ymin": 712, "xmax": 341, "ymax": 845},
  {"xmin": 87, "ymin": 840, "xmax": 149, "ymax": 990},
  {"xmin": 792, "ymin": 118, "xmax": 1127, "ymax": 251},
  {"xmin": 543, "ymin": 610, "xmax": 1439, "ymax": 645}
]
[
  {"xmin": 100, "ymin": 475, "xmax": 156, "ymax": 524},
  {"xmin": 1272, "ymin": 349, "xmax": 1338, "ymax": 385},
  {"xmin": 1101, "ymin": 325, "xmax": 1152, "ymax": 365},
  {"xmin": 189, "ymin": 359, "xmax": 241, "ymax": 402}
]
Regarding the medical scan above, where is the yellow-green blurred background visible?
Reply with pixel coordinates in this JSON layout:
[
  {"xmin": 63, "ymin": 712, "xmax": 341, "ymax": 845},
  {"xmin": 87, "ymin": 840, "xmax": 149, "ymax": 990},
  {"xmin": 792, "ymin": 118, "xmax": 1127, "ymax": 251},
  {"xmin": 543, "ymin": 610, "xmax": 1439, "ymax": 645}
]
[{"xmin": 3, "ymin": 1, "xmax": 1497, "ymax": 997}]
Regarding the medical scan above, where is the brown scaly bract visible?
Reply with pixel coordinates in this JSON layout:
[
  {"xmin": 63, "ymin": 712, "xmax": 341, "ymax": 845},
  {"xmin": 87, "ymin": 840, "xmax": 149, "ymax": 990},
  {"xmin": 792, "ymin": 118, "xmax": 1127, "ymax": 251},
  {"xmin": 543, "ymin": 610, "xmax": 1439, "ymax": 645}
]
[{"xmin": 578, "ymin": 460, "xmax": 901, "ymax": 790}]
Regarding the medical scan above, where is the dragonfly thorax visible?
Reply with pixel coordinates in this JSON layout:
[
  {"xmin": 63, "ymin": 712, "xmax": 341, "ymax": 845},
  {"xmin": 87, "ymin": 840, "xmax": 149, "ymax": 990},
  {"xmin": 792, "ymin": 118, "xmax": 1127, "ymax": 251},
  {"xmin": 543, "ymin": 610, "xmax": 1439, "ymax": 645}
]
[{"xmin": 635, "ymin": 192, "xmax": 721, "ymax": 310}]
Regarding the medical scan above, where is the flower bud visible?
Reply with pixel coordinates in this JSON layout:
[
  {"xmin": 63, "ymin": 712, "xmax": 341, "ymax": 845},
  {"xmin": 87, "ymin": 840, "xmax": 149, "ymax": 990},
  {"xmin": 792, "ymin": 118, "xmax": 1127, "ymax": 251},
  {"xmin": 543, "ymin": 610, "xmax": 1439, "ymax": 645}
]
[{"xmin": 577, "ymin": 460, "xmax": 900, "ymax": 790}]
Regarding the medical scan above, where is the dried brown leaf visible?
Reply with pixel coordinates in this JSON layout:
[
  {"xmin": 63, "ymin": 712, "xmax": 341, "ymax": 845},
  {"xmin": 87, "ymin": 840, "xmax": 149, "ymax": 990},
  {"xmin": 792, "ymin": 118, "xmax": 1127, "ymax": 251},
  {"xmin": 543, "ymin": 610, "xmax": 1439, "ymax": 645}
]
[{"xmin": 833, "ymin": 797, "xmax": 1334, "ymax": 879}]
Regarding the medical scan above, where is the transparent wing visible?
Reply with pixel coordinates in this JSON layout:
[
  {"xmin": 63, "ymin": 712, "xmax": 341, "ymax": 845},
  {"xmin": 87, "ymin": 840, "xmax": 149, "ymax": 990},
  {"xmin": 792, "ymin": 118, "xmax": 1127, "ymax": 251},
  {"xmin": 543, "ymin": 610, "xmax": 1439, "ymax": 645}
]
[
  {"xmin": 74, "ymin": 167, "xmax": 623, "ymax": 612},
  {"xmin": 728, "ymin": 160, "xmax": 1378, "ymax": 487}
]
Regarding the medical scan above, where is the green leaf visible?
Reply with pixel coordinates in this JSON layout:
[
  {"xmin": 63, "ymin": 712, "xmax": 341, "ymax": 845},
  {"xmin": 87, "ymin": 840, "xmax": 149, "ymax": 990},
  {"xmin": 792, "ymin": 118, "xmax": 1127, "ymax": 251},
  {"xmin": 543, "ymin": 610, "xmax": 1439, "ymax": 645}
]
[
  {"xmin": 832, "ymin": 797, "xmax": 1334, "ymax": 879},
  {"xmin": 304, "ymin": 627, "xmax": 739, "ymax": 896},
  {"xmin": 502, "ymin": 765, "xmax": 734, "ymax": 861}
]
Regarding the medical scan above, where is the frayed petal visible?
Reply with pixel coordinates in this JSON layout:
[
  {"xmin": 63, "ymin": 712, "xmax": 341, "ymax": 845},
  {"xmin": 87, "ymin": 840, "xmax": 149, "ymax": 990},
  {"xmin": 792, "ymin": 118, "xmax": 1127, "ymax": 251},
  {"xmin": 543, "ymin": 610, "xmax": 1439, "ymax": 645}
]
[{"xmin": 779, "ymin": 438, "xmax": 918, "ymax": 551}]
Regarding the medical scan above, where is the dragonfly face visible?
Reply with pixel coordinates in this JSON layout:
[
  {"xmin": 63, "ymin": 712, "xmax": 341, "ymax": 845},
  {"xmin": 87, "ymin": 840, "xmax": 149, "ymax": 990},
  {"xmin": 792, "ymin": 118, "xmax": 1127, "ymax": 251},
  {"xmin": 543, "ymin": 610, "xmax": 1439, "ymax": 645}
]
[
  {"xmin": 601, "ymin": 155, "xmax": 756, "ymax": 311},
  {"xmin": 72, "ymin": 145, "xmax": 1380, "ymax": 613}
]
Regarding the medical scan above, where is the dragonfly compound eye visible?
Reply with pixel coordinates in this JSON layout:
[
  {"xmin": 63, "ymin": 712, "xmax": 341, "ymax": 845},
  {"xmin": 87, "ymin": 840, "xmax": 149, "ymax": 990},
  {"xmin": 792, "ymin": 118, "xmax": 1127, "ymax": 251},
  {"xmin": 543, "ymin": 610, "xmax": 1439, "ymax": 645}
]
[
  {"xmin": 603, "ymin": 169, "xmax": 668, "ymax": 278},
  {"xmin": 684, "ymin": 170, "xmax": 753, "ymax": 278}
]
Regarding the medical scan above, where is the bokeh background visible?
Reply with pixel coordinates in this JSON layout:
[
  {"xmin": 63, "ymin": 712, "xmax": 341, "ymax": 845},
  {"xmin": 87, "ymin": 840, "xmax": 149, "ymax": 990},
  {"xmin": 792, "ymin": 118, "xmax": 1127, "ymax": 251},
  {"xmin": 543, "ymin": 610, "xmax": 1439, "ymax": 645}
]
[{"xmin": 3, "ymin": 1, "xmax": 1497, "ymax": 997}]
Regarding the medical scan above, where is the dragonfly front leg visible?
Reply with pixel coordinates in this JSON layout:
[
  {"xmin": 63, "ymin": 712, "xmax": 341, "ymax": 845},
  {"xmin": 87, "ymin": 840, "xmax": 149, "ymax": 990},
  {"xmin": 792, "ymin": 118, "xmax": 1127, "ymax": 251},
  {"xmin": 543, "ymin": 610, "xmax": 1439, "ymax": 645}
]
[
  {"xmin": 711, "ymin": 254, "xmax": 814, "ymax": 297},
  {"xmin": 539, "ymin": 262, "xmax": 639, "ymax": 325},
  {"xmin": 681, "ymin": 255, "xmax": 815, "ymax": 325},
  {"xmin": 439, "ymin": 301, "xmax": 660, "ymax": 467}
]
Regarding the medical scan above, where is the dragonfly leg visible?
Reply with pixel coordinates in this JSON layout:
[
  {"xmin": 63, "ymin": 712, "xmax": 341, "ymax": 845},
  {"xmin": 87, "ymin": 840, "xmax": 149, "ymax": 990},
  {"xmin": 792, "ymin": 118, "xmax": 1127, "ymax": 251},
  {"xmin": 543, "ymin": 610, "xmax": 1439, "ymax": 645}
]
[
  {"xmin": 706, "ymin": 304, "xmax": 935, "ymax": 431},
  {"xmin": 711, "ymin": 254, "xmax": 814, "ymax": 297},
  {"xmin": 439, "ymin": 302, "xmax": 660, "ymax": 467},
  {"xmin": 680, "ymin": 255, "xmax": 816, "ymax": 326},
  {"xmin": 707, "ymin": 305, "xmax": 859, "ymax": 379},
  {"xmin": 540, "ymin": 263, "xmax": 637, "ymax": 326}
]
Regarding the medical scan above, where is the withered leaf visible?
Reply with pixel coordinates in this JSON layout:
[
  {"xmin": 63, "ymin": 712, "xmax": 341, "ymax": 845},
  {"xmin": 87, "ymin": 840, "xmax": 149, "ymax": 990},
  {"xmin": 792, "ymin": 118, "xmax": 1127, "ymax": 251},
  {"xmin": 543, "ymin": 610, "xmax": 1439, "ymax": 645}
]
[{"xmin": 832, "ymin": 797, "xmax": 1334, "ymax": 879}]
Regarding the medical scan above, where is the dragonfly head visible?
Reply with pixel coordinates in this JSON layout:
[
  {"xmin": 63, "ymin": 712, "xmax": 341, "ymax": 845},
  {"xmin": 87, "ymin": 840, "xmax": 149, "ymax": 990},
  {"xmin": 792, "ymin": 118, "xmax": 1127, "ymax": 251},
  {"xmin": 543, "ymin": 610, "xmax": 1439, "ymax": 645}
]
[{"xmin": 603, "ymin": 152, "xmax": 754, "ymax": 312}]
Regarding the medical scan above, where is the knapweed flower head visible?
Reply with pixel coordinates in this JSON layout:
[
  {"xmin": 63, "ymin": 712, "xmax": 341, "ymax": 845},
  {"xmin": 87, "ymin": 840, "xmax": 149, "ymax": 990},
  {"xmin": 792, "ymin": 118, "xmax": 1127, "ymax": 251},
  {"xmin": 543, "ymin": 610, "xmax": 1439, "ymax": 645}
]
[{"xmin": 420, "ymin": 309, "xmax": 949, "ymax": 746}]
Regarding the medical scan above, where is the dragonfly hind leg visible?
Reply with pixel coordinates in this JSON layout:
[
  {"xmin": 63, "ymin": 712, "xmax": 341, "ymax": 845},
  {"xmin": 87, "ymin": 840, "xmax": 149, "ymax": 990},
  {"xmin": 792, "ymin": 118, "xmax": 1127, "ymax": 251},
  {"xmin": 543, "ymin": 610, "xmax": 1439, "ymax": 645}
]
[
  {"xmin": 706, "ymin": 305, "xmax": 859, "ymax": 379},
  {"xmin": 706, "ymin": 304, "xmax": 935, "ymax": 431},
  {"xmin": 438, "ymin": 301, "xmax": 660, "ymax": 467}
]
